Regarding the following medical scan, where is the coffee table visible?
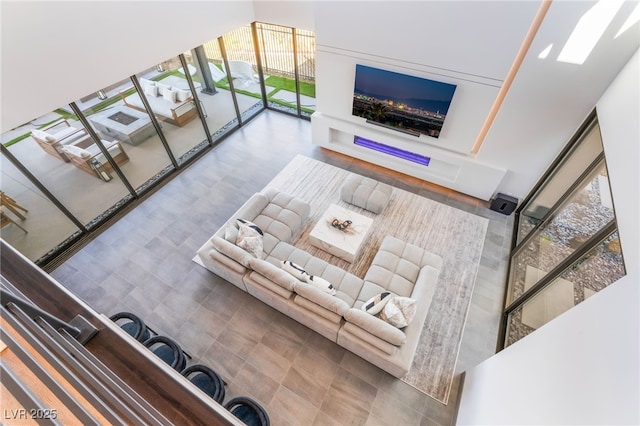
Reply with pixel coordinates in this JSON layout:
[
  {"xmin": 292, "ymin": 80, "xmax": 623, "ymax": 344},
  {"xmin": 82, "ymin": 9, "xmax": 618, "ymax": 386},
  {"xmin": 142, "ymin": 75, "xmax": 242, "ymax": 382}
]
[{"xmin": 309, "ymin": 204, "xmax": 374, "ymax": 263}]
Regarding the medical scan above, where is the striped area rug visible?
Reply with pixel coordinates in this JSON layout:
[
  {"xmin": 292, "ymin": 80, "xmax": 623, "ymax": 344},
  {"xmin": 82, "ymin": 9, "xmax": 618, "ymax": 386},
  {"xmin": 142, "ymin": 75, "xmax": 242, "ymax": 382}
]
[{"xmin": 266, "ymin": 155, "xmax": 488, "ymax": 404}]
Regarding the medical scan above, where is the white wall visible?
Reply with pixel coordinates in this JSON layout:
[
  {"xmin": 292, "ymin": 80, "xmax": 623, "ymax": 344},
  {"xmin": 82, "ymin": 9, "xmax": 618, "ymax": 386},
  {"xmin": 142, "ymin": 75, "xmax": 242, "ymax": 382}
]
[
  {"xmin": 252, "ymin": 0, "xmax": 315, "ymax": 31},
  {"xmin": 310, "ymin": 1, "xmax": 640, "ymax": 201},
  {"xmin": 0, "ymin": 1, "xmax": 255, "ymax": 131},
  {"xmin": 596, "ymin": 48, "xmax": 640, "ymax": 273},
  {"xmin": 456, "ymin": 50, "xmax": 640, "ymax": 426}
]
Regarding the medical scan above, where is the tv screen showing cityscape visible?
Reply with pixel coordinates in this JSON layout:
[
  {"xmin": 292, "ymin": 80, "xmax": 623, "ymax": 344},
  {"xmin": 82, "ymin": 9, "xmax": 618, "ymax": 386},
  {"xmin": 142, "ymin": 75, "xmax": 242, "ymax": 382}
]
[{"xmin": 352, "ymin": 64, "xmax": 457, "ymax": 138}]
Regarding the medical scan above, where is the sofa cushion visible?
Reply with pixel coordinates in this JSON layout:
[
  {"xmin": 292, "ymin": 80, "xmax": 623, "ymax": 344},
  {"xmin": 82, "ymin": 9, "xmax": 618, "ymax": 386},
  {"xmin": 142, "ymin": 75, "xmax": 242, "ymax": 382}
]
[
  {"xmin": 343, "ymin": 308, "xmax": 406, "ymax": 346},
  {"xmin": 362, "ymin": 236, "xmax": 437, "ymax": 299},
  {"xmin": 212, "ymin": 236, "xmax": 253, "ymax": 268},
  {"xmin": 251, "ymin": 188, "xmax": 310, "ymax": 242},
  {"xmin": 249, "ymin": 258, "xmax": 298, "ymax": 292},
  {"xmin": 362, "ymin": 292, "xmax": 392, "ymax": 315},
  {"xmin": 236, "ymin": 221, "xmax": 264, "ymax": 259},
  {"xmin": 293, "ymin": 281, "xmax": 350, "ymax": 316},
  {"xmin": 63, "ymin": 144, "xmax": 92, "ymax": 159},
  {"xmin": 305, "ymin": 275, "xmax": 337, "ymax": 295},
  {"xmin": 145, "ymin": 84, "xmax": 158, "ymax": 97},
  {"xmin": 340, "ymin": 175, "xmax": 393, "ymax": 214},
  {"xmin": 380, "ymin": 296, "xmax": 417, "ymax": 328},
  {"xmin": 163, "ymin": 87, "xmax": 177, "ymax": 103},
  {"xmin": 156, "ymin": 82, "xmax": 171, "ymax": 96},
  {"xmin": 31, "ymin": 129, "xmax": 51, "ymax": 140},
  {"xmin": 268, "ymin": 242, "xmax": 363, "ymax": 307},
  {"xmin": 175, "ymin": 88, "xmax": 191, "ymax": 102},
  {"xmin": 281, "ymin": 260, "xmax": 307, "ymax": 281}
]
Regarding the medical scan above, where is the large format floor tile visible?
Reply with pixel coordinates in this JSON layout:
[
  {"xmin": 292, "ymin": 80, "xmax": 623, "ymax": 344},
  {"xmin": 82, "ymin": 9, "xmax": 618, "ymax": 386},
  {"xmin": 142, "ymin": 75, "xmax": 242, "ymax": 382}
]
[{"xmin": 51, "ymin": 110, "xmax": 512, "ymax": 425}]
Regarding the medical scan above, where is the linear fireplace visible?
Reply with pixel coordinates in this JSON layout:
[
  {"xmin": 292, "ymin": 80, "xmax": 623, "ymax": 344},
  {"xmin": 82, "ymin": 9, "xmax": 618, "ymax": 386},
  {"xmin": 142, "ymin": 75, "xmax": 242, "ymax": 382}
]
[{"xmin": 354, "ymin": 136, "xmax": 431, "ymax": 166}]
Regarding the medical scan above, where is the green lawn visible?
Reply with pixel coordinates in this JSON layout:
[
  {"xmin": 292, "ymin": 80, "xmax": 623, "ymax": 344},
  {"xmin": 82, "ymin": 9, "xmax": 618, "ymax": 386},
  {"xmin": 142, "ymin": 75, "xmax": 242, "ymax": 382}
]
[{"xmin": 265, "ymin": 76, "xmax": 316, "ymax": 98}]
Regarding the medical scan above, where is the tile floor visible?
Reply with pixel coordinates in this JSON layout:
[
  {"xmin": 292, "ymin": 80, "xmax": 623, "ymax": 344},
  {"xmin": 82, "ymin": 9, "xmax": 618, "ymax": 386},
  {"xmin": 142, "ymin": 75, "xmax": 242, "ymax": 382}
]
[{"xmin": 51, "ymin": 110, "xmax": 513, "ymax": 426}]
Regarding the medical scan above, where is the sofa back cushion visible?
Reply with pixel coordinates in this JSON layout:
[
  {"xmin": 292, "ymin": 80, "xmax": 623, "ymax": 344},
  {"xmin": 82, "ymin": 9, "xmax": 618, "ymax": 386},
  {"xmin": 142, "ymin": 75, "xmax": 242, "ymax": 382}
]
[
  {"xmin": 252, "ymin": 188, "xmax": 310, "ymax": 242},
  {"xmin": 343, "ymin": 308, "xmax": 406, "ymax": 346},
  {"xmin": 248, "ymin": 258, "xmax": 298, "ymax": 292}
]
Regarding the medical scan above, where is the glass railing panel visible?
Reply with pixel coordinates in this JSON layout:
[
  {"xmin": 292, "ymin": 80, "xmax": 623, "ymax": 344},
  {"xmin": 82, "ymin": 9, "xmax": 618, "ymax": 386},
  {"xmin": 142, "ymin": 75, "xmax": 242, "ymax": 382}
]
[
  {"xmin": 135, "ymin": 58, "xmax": 208, "ymax": 166},
  {"xmin": 0, "ymin": 153, "xmax": 82, "ymax": 262},
  {"xmin": 2, "ymin": 110, "xmax": 133, "ymax": 227},
  {"xmin": 505, "ymin": 230, "xmax": 625, "ymax": 346},
  {"xmin": 516, "ymin": 121, "xmax": 604, "ymax": 245},
  {"xmin": 507, "ymin": 160, "xmax": 615, "ymax": 305},
  {"xmin": 77, "ymin": 78, "xmax": 174, "ymax": 194}
]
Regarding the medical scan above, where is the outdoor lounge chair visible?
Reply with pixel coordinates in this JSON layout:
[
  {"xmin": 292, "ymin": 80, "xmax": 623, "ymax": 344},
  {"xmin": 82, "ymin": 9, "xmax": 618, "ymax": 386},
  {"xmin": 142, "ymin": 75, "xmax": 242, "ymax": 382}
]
[
  {"xmin": 228, "ymin": 61, "xmax": 258, "ymax": 87},
  {"xmin": 30, "ymin": 119, "xmax": 90, "ymax": 162}
]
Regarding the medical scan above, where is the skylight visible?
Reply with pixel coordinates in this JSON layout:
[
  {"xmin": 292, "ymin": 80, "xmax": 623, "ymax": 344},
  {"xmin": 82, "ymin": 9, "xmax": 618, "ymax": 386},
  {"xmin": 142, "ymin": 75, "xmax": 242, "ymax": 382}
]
[
  {"xmin": 538, "ymin": 43, "xmax": 553, "ymax": 59},
  {"xmin": 615, "ymin": 1, "xmax": 640, "ymax": 38},
  {"xmin": 557, "ymin": 0, "xmax": 624, "ymax": 65}
]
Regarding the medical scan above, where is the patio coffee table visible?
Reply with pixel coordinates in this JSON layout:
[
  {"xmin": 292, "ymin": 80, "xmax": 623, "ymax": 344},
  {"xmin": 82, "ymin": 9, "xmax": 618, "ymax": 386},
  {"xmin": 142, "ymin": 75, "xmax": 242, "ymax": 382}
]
[
  {"xmin": 309, "ymin": 203, "xmax": 374, "ymax": 263},
  {"xmin": 89, "ymin": 106, "xmax": 155, "ymax": 146}
]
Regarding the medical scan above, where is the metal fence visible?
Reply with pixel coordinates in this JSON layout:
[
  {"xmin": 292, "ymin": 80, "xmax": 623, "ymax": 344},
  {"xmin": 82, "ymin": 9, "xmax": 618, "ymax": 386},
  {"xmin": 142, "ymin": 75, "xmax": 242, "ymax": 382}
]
[{"xmin": 202, "ymin": 24, "xmax": 316, "ymax": 82}]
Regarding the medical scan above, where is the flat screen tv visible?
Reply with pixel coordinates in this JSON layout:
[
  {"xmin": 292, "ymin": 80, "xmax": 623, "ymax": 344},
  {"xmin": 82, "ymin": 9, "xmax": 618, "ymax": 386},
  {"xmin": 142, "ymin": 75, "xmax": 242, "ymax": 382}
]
[{"xmin": 352, "ymin": 64, "xmax": 457, "ymax": 138}]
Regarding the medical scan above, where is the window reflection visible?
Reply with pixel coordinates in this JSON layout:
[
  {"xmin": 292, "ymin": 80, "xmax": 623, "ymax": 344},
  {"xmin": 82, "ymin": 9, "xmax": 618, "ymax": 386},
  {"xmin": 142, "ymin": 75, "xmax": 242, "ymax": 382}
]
[
  {"xmin": 185, "ymin": 42, "xmax": 241, "ymax": 140},
  {"xmin": 508, "ymin": 161, "xmax": 615, "ymax": 304},
  {"xmin": 0, "ymin": 152, "xmax": 81, "ymax": 262},
  {"xmin": 222, "ymin": 25, "xmax": 265, "ymax": 121},
  {"xmin": 77, "ymin": 77, "xmax": 174, "ymax": 193},
  {"xmin": 2, "ymin": 109, "xmax": 132, "ymax": 226},
  {"xmin": 517, "ymin": 122, "xmax": 604, "ymax": 244},
  {"xmin": 135, "ymin": 58, "xmax": 208, "ymax": 165},
  {"xmin": 506, "ymin": 231, "xmax": 625, "ymax": 346}
]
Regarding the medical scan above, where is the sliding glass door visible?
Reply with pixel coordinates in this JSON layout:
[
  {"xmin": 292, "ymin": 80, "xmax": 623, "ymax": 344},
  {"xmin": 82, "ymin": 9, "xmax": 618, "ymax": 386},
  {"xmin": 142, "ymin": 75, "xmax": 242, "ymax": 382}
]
[
  {"xmin": 255, "ymin": 22, "xmax": 317, "ymax": 117},
  {"xmin": 76, "ymin": 77, "xmax": 174, "ymax": 193}
]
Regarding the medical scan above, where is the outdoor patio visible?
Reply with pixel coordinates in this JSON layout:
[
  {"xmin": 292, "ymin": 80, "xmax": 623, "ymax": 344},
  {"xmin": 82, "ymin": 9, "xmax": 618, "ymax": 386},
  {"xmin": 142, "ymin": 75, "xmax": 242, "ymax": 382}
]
[{"xmin": 1, "ymin": 72, "xmax": 271, "ymax": 262}]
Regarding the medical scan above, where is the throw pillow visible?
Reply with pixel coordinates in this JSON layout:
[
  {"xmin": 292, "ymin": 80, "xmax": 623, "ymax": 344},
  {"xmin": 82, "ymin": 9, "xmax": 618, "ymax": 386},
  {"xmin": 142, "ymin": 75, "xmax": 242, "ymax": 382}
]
[
  {"xmin": 235, "ymin": 219, "xmax": 264, "ymax": 259},
  {"xmin": 281, "ymin": 260, "xmax": 307, "ymax": 281},
  {"xmin": 361, "ymin": 292, "xmax": 392, "ymax": 315},
  {"xmin": 236, "ymin": 219, "xmax": 263, "ymax": 236},
  {"xmin": 156, "ymin": 82, "xmax": 171, "ymax": 96},
  {"xmin": 163, "ymin": 88, "xmax": 177, "ymax": 103},
  {"xmin": 224, "ymin": 223, "xmax": 238, "ymax": 243},
  {"xmin": 145, "ymin": 83, "xmax": 158, "ymax": 97},
  {"xmin": 305, "ymin": 275, "xmax": 337, "ymax": 296},
  {"xmin": 63, "ymin": 145, "xmax": 92, "ymax": 159},
  {"xmin": 380, "ymin": 296, "xmax": 417, "ymax": 328},
  {"xmin": 175, "ymin": 88, "xmax": 191, "ymax": 102}
]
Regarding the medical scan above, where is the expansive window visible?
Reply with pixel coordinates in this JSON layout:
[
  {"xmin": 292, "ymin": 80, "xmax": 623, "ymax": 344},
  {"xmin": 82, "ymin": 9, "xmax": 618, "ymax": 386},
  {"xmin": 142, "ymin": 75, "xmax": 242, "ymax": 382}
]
[
  {"xmin": 2, "ymin": 108, "xmax": 134, "ymax": 227},
  {"xmin": 221, "ymin": 25, "xmax": 265, "ymax": 122},
  {"xmin": 76, "ymin": 77, "xmax": 174, "ymax": 193},
  {"xmin": 0, "ymin": 153, "xmax": 82, "ymax": 261},
  {"xmin": 135, "ymin": 57, "xmax": 209, "ymax": 165},
  {"xmin": 195, "ymin": 39, "xmax": 244, "ymax": 138},
  {"xmin": 0, "ymin": 21, "xmax": 314, "ymax": 265},
  {"xmin": 501, "ymin": 112, "xmax": 626, "ymax": 347},
  {"xmin": 256, "ymin": 22, "xmax": 316, "ymax": 117}
]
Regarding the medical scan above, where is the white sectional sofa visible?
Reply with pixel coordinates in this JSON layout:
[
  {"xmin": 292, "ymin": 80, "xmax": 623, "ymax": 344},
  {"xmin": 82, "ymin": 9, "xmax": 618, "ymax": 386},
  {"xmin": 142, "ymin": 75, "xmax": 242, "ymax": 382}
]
[{"xmin": 195, "ymin": 188, "xmax": 442, "ymax": 378}]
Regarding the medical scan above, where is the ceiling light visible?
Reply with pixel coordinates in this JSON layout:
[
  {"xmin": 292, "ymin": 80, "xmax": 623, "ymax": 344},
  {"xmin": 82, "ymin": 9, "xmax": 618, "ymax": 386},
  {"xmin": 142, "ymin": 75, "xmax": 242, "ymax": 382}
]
[
  {"xmin": 557, "ymin": 0, "xmax": 624, "ymax": 65},
  {"xmin": 538, "ymin": 43, "xmax": 553, "ymax": 59},
  {"xmin": 615, "ymin": 2, "xmax": 640, "ymax": 38}
]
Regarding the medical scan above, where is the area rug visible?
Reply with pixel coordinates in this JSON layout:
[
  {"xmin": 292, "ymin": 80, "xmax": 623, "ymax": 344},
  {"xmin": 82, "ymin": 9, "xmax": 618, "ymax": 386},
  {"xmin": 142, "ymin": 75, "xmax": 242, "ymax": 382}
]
[{"xmin": 266, "ymin": 155, "xmax": 488, "ymax": 404}]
